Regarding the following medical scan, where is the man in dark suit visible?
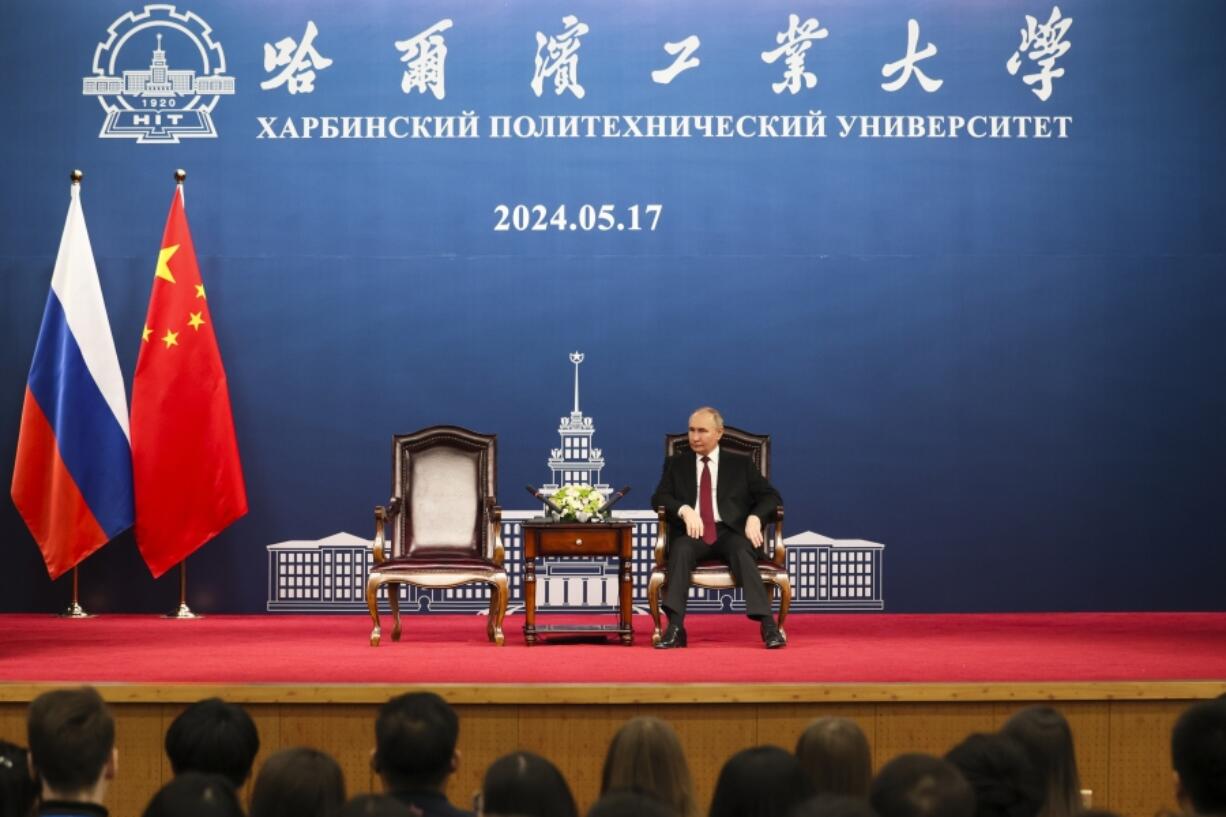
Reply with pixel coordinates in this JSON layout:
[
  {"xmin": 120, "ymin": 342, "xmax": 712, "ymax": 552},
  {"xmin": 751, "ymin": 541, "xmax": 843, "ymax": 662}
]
[
  {"xmin": 373, "ymin": 691, "xmax": 473, "ymax": 817},
  {"xmin": 1171, "ymin": 697, "xmax": 1226, "ymax": 817},
  {"xmin": 27, "ymin": 686, "xmax": 118, "ymax": 817},
  {"xmin": 651, "ymin": 407, "xmax": 787, "ymax": 649}
]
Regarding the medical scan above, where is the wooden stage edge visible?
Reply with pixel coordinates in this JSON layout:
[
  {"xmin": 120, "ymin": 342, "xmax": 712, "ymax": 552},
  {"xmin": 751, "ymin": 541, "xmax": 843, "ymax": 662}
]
[
  {"xmin": 6, "ymin": 679, "xmax": 1226, "ymax": 817},
  {"xmin": 4, "ymin": 680, "xmax": 1225, "ymax": 705}
]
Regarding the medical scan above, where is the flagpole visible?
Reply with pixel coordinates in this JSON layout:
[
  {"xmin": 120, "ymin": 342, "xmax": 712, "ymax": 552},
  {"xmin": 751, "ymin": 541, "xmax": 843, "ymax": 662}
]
[
  {"xmin": 164, "ymin": 559, "xmax": 202, "ymax": 619},
  {"xmin": 59, "ymin": 566, "xmax": 94, "ymax": 618},
  {"xmin": 161, "ymin": 167, "xmax": 199, "ymax": 620},
  {"xmin": 155, "ymin": 168, "xmax": 194, "ymax": 619},
  {"xmin": 55, "ymin": 170, "xmax": 96, "ymax": 620}
]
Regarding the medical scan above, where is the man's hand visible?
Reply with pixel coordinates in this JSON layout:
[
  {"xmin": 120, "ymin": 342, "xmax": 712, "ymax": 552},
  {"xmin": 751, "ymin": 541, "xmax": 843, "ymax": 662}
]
[
  {"xmin": 745, "ymin": 515, "xmax": 764, "ymax": 548},
  {"xmin": 679, "ymin": 506, "xmax": 703, "ymax": 540}
]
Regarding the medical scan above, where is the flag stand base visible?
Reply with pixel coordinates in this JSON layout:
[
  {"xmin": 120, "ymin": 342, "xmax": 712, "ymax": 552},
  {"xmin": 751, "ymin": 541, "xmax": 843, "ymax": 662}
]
[
  {"xmin": 59, "ymin": 601, "xmax": 94, "ymax": 619},
  {"xmin": 58, "ymin": 567, "xmax": 95, "ymax": 618},
  {"xmin": 164, "ymin": 602, "xmax": 201, "ymax": 620},
  {"xmin": 163, "ymin": 561, "xmax": 203, "ymax": 620}
]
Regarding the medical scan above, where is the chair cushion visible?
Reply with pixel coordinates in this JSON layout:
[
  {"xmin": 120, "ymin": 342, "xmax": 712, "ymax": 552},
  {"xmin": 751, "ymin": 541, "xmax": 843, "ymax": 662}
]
[
  {"xmin": 379, "ymin": 555, "xmax": 499, "ymax": 572},
  {"xmin": 692, "ymin": 559, "xmax": 785, "ymax": 576}
]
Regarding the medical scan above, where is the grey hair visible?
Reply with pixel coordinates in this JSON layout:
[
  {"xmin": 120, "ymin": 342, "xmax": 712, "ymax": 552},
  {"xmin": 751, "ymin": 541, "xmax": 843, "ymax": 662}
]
[{"xmin": 691, "ymin": 407, "xmax": 724, "ymax": 429}]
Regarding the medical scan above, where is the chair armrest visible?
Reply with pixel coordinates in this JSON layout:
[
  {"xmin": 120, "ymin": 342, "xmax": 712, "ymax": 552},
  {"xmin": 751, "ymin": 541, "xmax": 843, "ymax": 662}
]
[
  {"xmin": 654, "ymin": 506, "xmax": 669, "ymax": 569},
  {"xmin": 769, "ymin": 504, "xmax": 785, "ymax": 567},
  {"xmin": 485, "ymin": 497, "xmax": 505, "ymax": 566},
  {"xmin": 373, "ymin": 506, "xmax": 387, "ymax": 564},
  {"xmin": 372, "ymin": 497, "xmax": 402, "ymax": 564}
]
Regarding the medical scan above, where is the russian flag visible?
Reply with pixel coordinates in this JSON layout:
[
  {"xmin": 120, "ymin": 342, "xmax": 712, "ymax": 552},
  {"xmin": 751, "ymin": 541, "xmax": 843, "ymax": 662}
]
[{"xmin": 11, "ymin": 182, "xmax": 134, "ymax": 579}]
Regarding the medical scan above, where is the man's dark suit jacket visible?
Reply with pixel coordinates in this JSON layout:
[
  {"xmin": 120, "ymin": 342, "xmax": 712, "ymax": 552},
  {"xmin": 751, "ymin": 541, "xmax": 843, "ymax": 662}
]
[
  {"xmin": 391, "ymin": 788, "xmax": 473, "ymax": 817},
  {"xmin": 651, "ymin": 448, "xmax": 782, "ymax": 542}
]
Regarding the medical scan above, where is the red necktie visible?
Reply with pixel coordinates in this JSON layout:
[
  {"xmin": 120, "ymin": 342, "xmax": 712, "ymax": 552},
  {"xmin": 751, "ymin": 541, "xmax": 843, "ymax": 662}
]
[{"xmin": 699, "ymin": 456, "xmax": 716, "ymax": 544}]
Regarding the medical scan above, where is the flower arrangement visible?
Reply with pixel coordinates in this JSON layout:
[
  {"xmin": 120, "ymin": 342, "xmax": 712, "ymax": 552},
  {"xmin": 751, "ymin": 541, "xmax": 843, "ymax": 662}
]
[{"xmin": 549, "ymin": 484, "xmax": 605, "ymax": 521}]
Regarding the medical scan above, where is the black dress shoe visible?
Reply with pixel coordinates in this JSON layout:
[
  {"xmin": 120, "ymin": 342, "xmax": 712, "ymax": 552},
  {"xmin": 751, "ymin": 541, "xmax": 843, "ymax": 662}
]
[
  {"xmin": 656, "ymin": 624, "xmax": 687, "ymax": 649},
  {"xmin": 760, "ymin": 620, "xmax": 787, "ymax": 649}
]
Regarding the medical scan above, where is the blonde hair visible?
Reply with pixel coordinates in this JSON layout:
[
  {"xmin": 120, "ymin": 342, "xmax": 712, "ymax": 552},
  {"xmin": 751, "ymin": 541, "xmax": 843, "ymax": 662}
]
[{"xmin": 601, "ymin": 717, "xmax": 696, "ymax": 817}]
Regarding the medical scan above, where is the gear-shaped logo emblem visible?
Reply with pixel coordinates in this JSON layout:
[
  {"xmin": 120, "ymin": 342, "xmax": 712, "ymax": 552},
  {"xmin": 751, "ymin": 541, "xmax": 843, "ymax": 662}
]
[{"xmin": 82, "ymin": 4, "xmax": 235, "ymax": 144}]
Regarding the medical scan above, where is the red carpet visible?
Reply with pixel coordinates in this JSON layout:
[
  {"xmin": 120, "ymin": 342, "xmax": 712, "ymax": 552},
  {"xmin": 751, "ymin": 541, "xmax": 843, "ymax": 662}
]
[{"xmin": 1, "ymin": 612, "xmax": 1224, "ymax": 685}]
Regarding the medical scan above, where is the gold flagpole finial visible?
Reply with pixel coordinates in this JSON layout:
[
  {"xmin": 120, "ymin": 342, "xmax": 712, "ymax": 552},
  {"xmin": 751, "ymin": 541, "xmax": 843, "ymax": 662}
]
[
  {"xmin": 70, "ymin": 169, "xmax": 83, "ymax": 184},
  {"xmin": 174, "ymin": 168, "xmax": 187, "ymax": 184}
]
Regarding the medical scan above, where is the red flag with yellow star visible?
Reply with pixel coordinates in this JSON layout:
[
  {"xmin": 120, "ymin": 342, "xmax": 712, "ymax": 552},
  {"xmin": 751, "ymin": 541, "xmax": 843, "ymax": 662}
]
[{"xmin": 131, "ymin": 185, "xmax": 247, "ymax": 577}]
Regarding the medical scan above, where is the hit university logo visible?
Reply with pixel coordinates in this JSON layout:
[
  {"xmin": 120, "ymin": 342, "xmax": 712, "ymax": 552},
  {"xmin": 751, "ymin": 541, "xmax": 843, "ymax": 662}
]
[{"xmin": 82, "ymin": 5, "xmax": 235, "ymax": 144}]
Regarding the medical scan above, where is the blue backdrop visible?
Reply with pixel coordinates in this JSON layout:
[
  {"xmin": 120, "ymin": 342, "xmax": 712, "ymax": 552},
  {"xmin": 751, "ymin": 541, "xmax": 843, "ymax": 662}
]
[{"xmin": 2, "ymin": 0, "xmax": 1224, "ymax": 613}]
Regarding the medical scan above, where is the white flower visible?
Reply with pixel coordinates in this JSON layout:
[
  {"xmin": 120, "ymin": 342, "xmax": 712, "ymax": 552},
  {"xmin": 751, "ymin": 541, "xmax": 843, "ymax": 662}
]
[{"xmin": 549, "ymin": 483, "xmax": 604, "ymax": 519}]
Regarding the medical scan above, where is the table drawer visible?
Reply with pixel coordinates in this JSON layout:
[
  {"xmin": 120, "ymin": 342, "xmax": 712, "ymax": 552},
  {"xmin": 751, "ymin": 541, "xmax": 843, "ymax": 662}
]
[{"xmin": 533, "ymin": 528, "xmax": 621, "ymax": 556}]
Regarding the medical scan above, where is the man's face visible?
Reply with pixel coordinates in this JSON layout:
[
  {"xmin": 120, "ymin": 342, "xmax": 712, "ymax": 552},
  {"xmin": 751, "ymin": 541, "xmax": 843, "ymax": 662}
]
[{"xmin": 688, "ymin": 411, "xmax": 723, "ymax": 456}]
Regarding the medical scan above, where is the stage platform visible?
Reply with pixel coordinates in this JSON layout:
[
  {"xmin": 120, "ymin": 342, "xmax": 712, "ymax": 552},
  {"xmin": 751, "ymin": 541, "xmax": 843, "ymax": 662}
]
[{"xmin": 3, "ymin": 612, "xmax": 1224, "ymax": 817}]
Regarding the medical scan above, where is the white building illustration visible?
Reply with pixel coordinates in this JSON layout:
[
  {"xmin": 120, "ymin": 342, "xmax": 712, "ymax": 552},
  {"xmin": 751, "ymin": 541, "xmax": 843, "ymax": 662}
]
[
  {"xmin": 82, "ymin": 33, "xmax": 236, "ymax": 97},
  {"xmin": 784, "ymin": 531, "xmax": 884, "ymax": 610},
  {"xmin": 266, "ymin": 354, "xmax": 886, "ymax": 613},
  {"xmin": 266, "ymin": 521, "xmax": 884, "ymax": 613}
]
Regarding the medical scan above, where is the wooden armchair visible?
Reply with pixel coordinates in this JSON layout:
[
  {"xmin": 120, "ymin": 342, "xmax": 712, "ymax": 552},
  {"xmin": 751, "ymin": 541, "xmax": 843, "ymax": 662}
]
[
  {"xmin": 646, "ymin": 426, "xmax": 790, "ymax": 644},
  {"xmin": 366, "ymin": 425, "xmax": 508, "ymax": 646}
]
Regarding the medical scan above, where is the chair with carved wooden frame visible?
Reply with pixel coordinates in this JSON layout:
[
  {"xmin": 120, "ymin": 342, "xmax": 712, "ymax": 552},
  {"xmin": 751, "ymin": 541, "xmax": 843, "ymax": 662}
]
[
  {"xmin": 646, "ymin": 426, "xmax": 790, "ymax": 645},
  {"xmin": 366, "ymin": 425, "xmax": 508, "ymax": 647}
]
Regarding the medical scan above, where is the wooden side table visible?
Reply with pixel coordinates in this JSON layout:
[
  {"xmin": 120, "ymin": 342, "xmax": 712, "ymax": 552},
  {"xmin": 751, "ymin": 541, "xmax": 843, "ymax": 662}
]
[{"xmin": 521, "ymin": 520, "xmax": 634, "ymax": 645}]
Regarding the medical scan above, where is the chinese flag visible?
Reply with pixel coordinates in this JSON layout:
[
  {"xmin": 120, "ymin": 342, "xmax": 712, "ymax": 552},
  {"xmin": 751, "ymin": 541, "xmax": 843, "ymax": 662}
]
[{"xmin": 131, "ymin": 185, "xmax": 247, "ymax": 578}]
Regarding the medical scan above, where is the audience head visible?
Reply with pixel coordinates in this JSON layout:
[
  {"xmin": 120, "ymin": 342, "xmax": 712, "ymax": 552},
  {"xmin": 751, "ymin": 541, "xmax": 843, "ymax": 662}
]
[
  {"xmin": 481, "ymin": 751, "xmax": 578, "ymax": 817},
  {"xmin": 374, "ymin": 692, "xmax": 459, "ymax": 792},
  {"xmin": 250, "ymin": 747, "xmax": 346, "ymax": 817},
  {"xmin": 945, "ymin": 734, "xmax": 1042, "ymax": 817},
  {"xmin": 796, "ymin": 717, "xmax": 873, "ymax": 798},
  {"xmin": 1000, "ymin": 707, "xmax": 1081, "ymax": 817},
  {"xmin": 142, "ymin": 772, "xmax": 243, "ymax": 817},
  {"xmin": 870, "ymin": 754, "xmax": 975, "ymax": 817},
  {"xmin": 1171, "ymin": 698, "xmax": 1226, "ymax": 816},
  {"xmin": 26, "ymin": 686, "xmax": 116, "ymax": 802},
  {"xmin": 791, "ymin": 794, "xmax": 881, "ymax": 817},
  {"xmin": 165, "ymin": 697, "xmax": 260, "ymax": 788},
  {"xmin": 0, "ymin": 740, "xmax": 38, "ymax": 817},
  {"xmin": 339, "ymin": 794, "xmax": 414, "ymax": 817},
  {"xmin": 588, "ymin": 790, "xmax": 679, "ymax": 817},
  {"xmin": 601, "ymin": 716, "xmax": 695, "ymax": 817},
  {"xmin": 709, "ymin": 745, "xmax": 815, "ymax": 817}
]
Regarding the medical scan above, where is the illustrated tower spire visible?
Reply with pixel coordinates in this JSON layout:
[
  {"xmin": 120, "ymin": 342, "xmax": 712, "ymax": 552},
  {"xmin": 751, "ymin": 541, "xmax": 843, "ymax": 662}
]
[
  {"xmin": 542, "ymin": 351, "xmax": 610, "ymax": 494},
  {"xmin": 572, "ymin": 350, "xmax": 582, "ymax": 414}
]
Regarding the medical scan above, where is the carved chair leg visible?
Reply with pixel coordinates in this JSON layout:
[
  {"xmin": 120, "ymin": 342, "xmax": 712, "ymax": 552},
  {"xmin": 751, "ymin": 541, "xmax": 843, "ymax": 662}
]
[
  {"xmin": 775, "ymin": 575, "xmax": 792, "ymax": 637},
  {"xmin": 486, "ymin": 586, "xmax": 497, "ymax": 643},
  {"xmin": 365, "ymin": 575, "xmax": 383, "ymax": 647},
  {"xmin": 484, "ymin": 578, "xmax": 499, "ymax": 643},
  {"xmin": 388, "ymin": 584, "xmax": 402, "ymax": 642},
  {"xmin": 647, "ymin": 573, "xmax": 665, "ymax": 645},
  {"xmin": 488, "ymin": 575, "xmax": 508, "ymax": 646}
]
